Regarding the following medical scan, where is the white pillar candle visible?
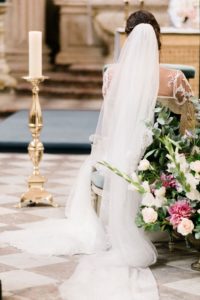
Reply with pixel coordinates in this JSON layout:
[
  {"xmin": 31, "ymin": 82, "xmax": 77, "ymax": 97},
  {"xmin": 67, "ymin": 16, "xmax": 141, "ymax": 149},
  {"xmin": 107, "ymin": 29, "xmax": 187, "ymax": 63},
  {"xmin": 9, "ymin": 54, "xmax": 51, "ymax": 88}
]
[{"xmin": 29, "ymin": 31, "xmax": 42, "ymax": 78}]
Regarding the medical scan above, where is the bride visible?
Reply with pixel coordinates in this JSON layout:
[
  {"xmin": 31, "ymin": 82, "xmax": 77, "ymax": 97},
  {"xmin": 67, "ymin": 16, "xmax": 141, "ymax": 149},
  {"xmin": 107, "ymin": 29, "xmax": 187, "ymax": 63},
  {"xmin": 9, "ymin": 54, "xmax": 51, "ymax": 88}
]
[{"xmin": 0, "ymin": 11, "xmax": 193, "ymax": 300}]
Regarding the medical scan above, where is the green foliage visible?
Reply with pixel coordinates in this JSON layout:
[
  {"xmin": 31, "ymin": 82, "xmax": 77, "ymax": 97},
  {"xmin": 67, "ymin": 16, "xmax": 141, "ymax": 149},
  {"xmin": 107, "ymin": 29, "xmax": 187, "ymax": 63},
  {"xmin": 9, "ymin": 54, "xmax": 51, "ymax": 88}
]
[
  {"xmin": 98, "ymin": 161, "xmax": 146, "ymax": 194},
  {"xmin": 142, "ymin": 102, "xmax": 200, "ymax": 182},
  {"xmin": 143, "ymin": 105, "xmax": 180, "ymax": 177},
  {"xmin": 100, "ymin": 99, "xmax": 200, "ymax": 240}
]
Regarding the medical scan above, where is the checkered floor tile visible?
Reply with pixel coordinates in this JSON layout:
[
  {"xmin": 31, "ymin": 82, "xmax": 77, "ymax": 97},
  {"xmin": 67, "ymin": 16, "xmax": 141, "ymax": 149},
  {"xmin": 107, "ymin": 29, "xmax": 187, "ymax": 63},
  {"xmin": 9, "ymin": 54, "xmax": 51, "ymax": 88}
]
[{"xmin": 0, "ymin": 153, "xmax": 200, "ymax": 299}]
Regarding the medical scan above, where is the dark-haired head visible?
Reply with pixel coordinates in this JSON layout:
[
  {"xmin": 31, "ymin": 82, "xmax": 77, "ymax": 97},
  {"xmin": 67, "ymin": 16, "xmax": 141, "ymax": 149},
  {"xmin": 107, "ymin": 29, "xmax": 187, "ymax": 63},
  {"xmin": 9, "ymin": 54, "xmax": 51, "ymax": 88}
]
[{"xmin": 125, "ymin": 10, "xmax": 161, "ymax": 50}]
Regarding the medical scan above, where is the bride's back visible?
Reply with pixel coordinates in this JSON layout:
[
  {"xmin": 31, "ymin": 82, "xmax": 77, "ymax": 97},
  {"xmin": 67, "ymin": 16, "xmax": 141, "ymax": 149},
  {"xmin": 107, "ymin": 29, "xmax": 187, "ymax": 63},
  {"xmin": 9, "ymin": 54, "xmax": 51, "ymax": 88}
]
[
  {"xmin": 114, "ymin": 10, "xmax": 194, "ymax": 105},
  {"xmin": 103, "ymin": 64, "xmax": 193, "ymax": 105}
]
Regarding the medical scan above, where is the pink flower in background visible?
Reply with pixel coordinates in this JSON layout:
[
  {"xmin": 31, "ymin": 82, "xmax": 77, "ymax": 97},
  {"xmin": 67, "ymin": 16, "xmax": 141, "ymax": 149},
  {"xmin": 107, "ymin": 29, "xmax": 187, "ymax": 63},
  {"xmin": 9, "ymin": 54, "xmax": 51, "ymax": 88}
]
[
  {"xmin": 168, "ymin": 200, "xmax": 193, "ymax": 228},
  {"xmin": 161, "ymin": 173, "xmax": 177, "ymax": 189}
]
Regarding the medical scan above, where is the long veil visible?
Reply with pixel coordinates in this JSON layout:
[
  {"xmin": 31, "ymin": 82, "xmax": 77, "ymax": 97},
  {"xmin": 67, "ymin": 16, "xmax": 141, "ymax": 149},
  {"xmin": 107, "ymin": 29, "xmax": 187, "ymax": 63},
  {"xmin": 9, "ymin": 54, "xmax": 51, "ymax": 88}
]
[
  {"xmin": 60, "ymin": 23, "xmax": 160, "ymax": 299},
  {"xmin": 96, "ymin": 22, "xmax": 159, "ymax": 267},
  {"xmin": 0, "ymin": 24, "xmax": 160, "ymax": 299}
]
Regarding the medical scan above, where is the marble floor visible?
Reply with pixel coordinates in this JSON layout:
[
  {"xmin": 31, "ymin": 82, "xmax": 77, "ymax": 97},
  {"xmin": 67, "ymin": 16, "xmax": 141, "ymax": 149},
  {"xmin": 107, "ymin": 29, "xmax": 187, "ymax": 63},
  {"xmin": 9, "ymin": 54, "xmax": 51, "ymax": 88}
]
[{"xmin": 0, "ymin": 153, "xmax": 200, "ymax": 300}]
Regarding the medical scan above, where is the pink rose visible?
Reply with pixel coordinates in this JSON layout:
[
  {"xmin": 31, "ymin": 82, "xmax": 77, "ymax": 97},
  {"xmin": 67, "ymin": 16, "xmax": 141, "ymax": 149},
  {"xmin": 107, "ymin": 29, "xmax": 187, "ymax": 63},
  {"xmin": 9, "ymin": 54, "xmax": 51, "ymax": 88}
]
[{"xmin": 168, "ymin": 200, "xmax": 193, "ymax": 228}]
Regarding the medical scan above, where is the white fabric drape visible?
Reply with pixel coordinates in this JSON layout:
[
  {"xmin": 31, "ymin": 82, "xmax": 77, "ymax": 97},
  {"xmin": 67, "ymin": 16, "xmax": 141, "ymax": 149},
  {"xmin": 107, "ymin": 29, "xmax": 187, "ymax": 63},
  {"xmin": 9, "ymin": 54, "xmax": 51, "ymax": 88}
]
[{"xmin": 0, "ymin": 24, "xmax": 160, "ymax": 299}]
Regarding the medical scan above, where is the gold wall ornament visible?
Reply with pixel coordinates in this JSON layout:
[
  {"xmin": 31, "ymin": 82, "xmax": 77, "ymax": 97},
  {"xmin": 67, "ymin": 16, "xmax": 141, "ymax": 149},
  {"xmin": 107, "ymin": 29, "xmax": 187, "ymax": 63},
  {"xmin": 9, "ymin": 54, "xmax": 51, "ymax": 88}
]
[{"xmin": 17, "ymin": 76, "xmax": 58, "ymax": 208}]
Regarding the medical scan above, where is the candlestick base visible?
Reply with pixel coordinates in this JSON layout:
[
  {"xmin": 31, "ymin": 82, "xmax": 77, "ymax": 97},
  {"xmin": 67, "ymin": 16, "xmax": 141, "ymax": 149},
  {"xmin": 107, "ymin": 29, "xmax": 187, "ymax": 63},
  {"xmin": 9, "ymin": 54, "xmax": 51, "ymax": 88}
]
[{"xmin": 17, "ymin": 174, "xmax": 58, "ymax": 208}]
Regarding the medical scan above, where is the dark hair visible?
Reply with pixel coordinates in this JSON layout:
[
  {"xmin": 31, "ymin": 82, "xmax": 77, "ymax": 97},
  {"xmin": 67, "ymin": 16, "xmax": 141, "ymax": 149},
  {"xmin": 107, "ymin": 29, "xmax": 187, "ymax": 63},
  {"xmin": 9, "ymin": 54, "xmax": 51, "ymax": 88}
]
[{"xmin": 125, "ymin": 10, "xmax": 161, "ymax": 50}]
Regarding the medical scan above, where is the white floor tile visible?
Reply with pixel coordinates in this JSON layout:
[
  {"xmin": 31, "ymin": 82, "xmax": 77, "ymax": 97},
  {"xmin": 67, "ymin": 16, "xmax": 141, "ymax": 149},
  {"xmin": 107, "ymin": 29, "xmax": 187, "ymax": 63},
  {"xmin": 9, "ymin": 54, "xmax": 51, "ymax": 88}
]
[
  {"xmin": 0, "ymin": 252, "xmax": 67, "ymax": 269},
  {"xmin": 0, "ymin": 176, "xmax": 27, "ymax": 184},
  {"xmin": 0, "ymin": 170, "xmax": 30, "ymax": 176},
  {"xmin": 0, "ymin": 186, "xmax": 25, "ymax": 194},
  {"xmin": 0, "ymin": 207, "xmax": 17, "ymax": 215},
  {"xmin": 164, "ymin": 277, "xmax": 200, "ymax": 296},
  {"xmin": 166, "ymin": 257, "xmax": 199, "ymax": 271},
  {"xmin": 47, "ymin": 187, "xmax": 70, "ymax": 195},
  {"xmin": 8, "ymin": 162, "xmax": 31, "ymax": 168},
  {"xmin": 0, "ymin": 270, "xmax": 57, "ymax": 291},
  {"xmin": 0, "ymin": 195, "xmax": 19, "ymax": 204}
]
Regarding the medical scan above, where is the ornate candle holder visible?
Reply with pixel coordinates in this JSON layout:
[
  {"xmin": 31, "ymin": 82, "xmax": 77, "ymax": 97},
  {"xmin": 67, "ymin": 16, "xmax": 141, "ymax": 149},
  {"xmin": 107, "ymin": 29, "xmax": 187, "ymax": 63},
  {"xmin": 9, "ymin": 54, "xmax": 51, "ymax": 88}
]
[
  {"xmin": 17, "ymin": 76, "xmax": 57, "ymax": 208},
  {"xmin": 124, "ymin": 1, "xmax": 130, "ymax": 25},
  {"xmin": 140, "ymin": 0, "xmax": 144, "ymax": 9}
]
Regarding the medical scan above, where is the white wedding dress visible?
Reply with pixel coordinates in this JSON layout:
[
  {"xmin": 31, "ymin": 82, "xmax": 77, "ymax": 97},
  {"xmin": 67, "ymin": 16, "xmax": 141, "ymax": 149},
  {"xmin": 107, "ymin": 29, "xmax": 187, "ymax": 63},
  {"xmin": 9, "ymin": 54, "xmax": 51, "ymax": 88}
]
[{"xmin": 1, "ymin": 24, "xmax": 160, "ymax": 300}]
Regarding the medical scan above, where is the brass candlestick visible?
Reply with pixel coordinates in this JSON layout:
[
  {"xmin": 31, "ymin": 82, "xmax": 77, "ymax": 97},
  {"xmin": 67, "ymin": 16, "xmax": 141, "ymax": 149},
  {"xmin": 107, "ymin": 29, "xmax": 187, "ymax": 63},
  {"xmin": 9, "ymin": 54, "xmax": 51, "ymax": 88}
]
[
  {"xmin": 17, "ymin": 76, "xmax": 57, "ymax": 208},
  {"xmin": 124, "ymin": 1, "xmax": 130, "ymax": 26},
  {"xmin": 139, "ymin": 0, "xmax": 144, "ymax": 9},
  {"xmin": 191, "ymin": 258, "xmax": 200, "ymax": 272}
]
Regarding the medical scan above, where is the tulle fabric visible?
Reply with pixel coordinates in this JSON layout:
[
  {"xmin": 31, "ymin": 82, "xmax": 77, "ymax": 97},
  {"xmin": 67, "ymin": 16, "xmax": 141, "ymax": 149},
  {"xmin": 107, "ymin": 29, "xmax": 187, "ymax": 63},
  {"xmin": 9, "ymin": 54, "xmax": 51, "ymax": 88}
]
[
  {"xmin": 0, "ymin": 24, "xmax": 160, "ymax": 299},
  {"xmin": 59, "ymin": 253, "xmax": 159, "ymax": 300},
  {"xmin": 92, "ymin": 23, "xmax": 159, "ymax": 267}
]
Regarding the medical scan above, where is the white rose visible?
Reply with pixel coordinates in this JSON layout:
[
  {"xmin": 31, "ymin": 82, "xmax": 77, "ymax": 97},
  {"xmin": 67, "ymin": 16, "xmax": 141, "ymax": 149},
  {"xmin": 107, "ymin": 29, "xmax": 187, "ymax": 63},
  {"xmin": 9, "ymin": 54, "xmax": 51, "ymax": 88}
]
[
  {"xmin": 142, "ymin": 207, "xmax": 158, "ymax": 224},
  {"xmin": 190, "ymin": 161, "xmax": 200, "ymax": 173},
  {"xmin": 154, "ymin": 187, "xmax": 166, "ymax": 198},
  {"xmin": 177, "ymin": 218, "xmax": 194, "ymax": 236},
  {"xmin": 142, "ymin": 181, "xmax": 151, "ymax": 193},
  {"xmin": 186, "ymin": 189, "xmax": 200, "ymax": 201},
  {"xmin": 141, "ymin": 193, "xmax": 156, "ymax": 207},
  {"xmin": 138, "ymin": 159, "xmax": 150, "ymax": 171},
  {"xmin": 154, "ymin": 196, "xmax": 167, "ymax": 208},
  {"xmin": 167, "ymin": 162, "xmax": 175, "ymax": 172},
  {"xmin": 195, "ymin": 173, "xmax": 200, "ymax": 180},
  {"xmin": 185, "ymin": 173, "xmax": 199, "ymax": 190},
  {"xmin": 197, "ymin": 209, "xmax": 200, "ymax": 214}
]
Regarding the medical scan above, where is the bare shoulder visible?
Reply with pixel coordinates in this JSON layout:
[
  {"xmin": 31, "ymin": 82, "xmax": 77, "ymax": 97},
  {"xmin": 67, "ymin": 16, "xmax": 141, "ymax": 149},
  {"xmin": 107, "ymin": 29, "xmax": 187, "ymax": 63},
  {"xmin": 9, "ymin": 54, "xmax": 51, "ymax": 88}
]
[{"xmin": 159, "ymin": 66, "xmax": 183, "ymax": 79}]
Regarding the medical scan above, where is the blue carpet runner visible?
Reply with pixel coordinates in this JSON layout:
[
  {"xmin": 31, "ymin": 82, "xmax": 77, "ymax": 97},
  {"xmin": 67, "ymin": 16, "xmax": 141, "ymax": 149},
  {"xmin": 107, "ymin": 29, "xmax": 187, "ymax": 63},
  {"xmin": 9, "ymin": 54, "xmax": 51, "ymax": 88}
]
[{"xmin": 0, "ymin": 110, "xmax": 99, "ymax": 154}]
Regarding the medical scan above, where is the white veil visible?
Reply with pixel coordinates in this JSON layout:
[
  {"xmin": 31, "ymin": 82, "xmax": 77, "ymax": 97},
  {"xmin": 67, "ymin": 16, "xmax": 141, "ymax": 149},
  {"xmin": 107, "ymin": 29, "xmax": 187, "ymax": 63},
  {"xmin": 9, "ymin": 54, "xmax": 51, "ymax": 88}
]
[
  {"xmin": 97, "ymin": 23, "xmax": 159, "ymax": 267},
  {"xmin": 0, "ymin": 24, "xmax": 160, "ymax": 299},
  {"xmin": 60, "ymin": 23, "xmax": 160, "ymax": 299},
  {"xmin": 66, "ymin": 23, "xmax": 159, "ymax": 265}
]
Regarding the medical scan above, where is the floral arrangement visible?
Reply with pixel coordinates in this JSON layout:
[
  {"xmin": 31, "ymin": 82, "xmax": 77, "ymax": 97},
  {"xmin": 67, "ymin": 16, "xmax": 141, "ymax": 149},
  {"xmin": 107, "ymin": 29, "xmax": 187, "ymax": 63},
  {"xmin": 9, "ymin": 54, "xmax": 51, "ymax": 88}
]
[
  {"xmin": 100, "ymin": 101, "xmax": 200, "ymax": 239},
  {"xmin": 169, "ymin": 0, "xmax": 199, "ymax": 29}
]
